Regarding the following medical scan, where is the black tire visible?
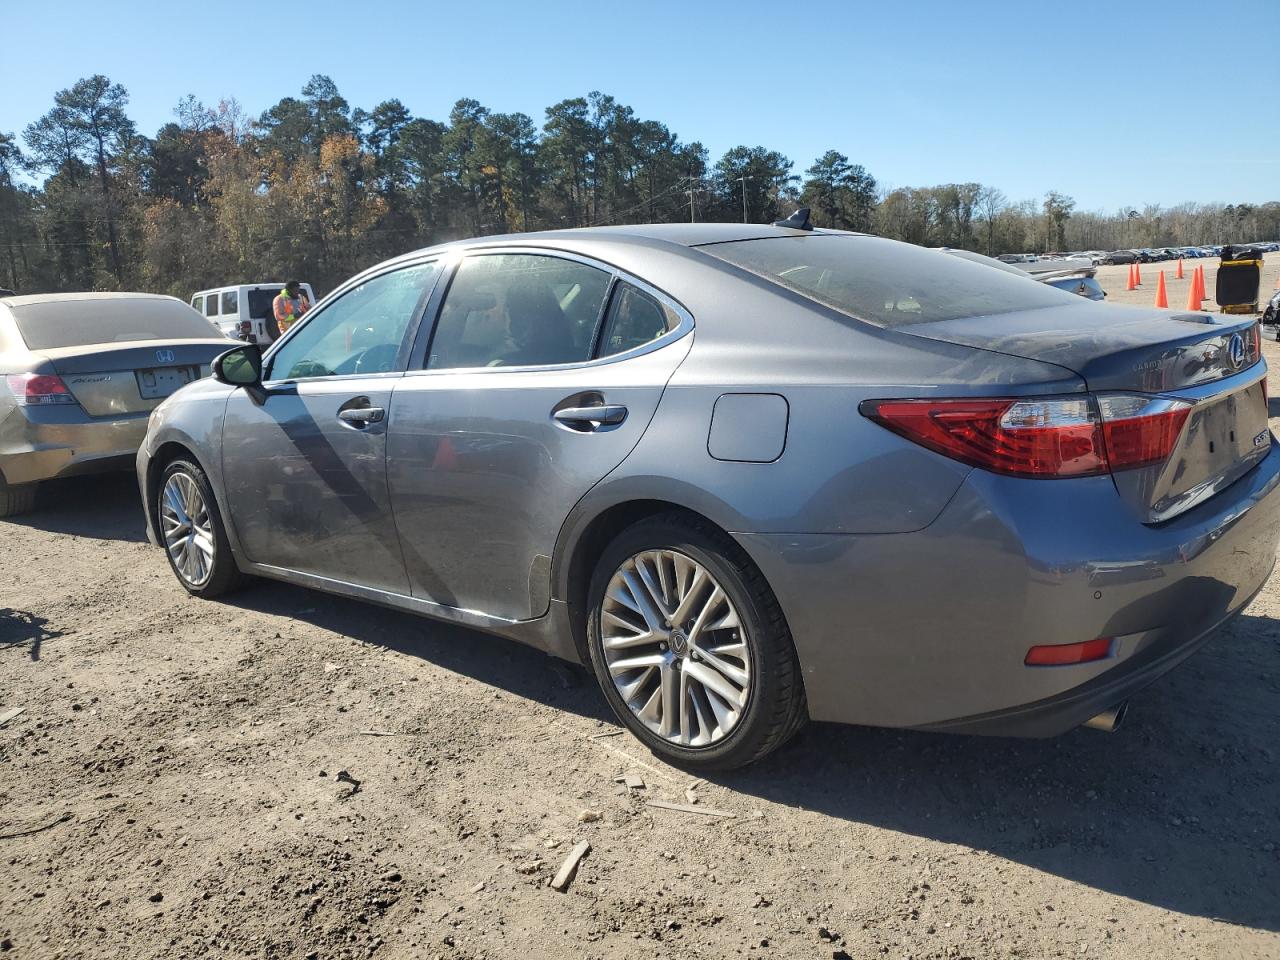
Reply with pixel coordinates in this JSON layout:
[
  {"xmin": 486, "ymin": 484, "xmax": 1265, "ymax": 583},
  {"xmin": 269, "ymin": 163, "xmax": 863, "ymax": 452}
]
[
  {"xmin": 157, "ymin": 458, "xmax": 245, "ymax": 598},
  {"xmin": 585, "ymin": 513, "xmax": 807, "ymax": 771},
  {"xmin": 0, "ymin": 481, "xmax": 37, "ymax": 518}
]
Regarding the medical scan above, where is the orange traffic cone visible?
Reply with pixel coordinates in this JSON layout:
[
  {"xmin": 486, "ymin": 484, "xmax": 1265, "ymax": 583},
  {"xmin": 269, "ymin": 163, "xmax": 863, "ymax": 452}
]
[
  {"xmin": 1154, "ymin": 270, "xmax": 1168, "ymax": 308},
  {"xmin": 1126, "ymin": 264, "xmax": 1137, "ymax": 291},
  {"xmin": 1196, "ymin": 264, "xmax": 1206, "ymax": 302},
  {"xmin": 1175, "ymin": 258, "xmax": 1184, "ymax": 279},
  {"xmin": 1185, "ymin": 274, "xmax": 1200, "ymax": 310},
  {"xmin": 1135, "ymin": 262, "xmax": 1143, "ymax": 286}
]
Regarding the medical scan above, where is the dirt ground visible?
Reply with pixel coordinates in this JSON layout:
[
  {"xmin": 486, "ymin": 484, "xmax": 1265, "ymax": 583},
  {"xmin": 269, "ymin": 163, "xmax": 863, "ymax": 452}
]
[{"xmin": 2, "ymin": 259, "xmax": 1280, "ymax": 960}]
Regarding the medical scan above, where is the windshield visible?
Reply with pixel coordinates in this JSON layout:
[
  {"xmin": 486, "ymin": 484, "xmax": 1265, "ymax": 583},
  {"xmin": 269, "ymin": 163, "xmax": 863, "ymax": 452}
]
[
  {"xmin": 8, "ymin": 297, "xmax": 222, "ymax": 350},
  {"xmin": 700, "ymin": 234, "xmax": 1078, "ymax": 328}
]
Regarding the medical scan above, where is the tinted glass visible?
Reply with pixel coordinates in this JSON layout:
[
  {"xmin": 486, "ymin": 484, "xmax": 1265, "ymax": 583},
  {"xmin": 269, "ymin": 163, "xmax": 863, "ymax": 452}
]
[
  {"xmin": 205, "ymin": 296, "xmax": 219, "ymax": 317},
  {"xmin": 428, "ymin": 254, "xmax": 611, "ymax": 369},
  {"xmin": 221, "ymin": 290, "xmax": 238, "ymax": 315},
  {"xmin": 247, "ymin": 289, "xmax": 278, "ymax": 319},
  {"xmin": 703, "ymin": 235, "xmax": 1077, "ymax": 328},
  {"xmin": 598, "ymin": 283, "xmax": 678, "ymax": 357},
  {"xmin": 9, "ymin": 298, "xmax": 222, "ymax": 350},
  {"xmin": 192, "ymin": 295, "xmax": 203, "ymax": 313},
  {"xmin": 267, "ymin": 262, "xmax": 436, "ymax": 381}
]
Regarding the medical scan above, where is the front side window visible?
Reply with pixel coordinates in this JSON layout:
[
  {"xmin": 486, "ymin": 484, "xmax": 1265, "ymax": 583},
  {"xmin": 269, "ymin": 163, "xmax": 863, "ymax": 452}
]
[
  {"xmin": 267, "ymin": 262, "xmax": 438, "ymax": 381},
  {"xmin": 427, "ymin": 254, "xmax": 611, "ymax": 370},
  {"xmin": 192, "ymin": 295, "xmax": 204, "ymax": 313},
  {"xmin": 221, "ymin": 290, "xmax": 239, "ymax": 315},
  {"xmin": 701, "ymin": 235, "xmax": 1077, "ymax": 328},
  {"xmin": 598, "ymin": 282, "xmax": 679, "ymax": 357},
  {"xmin": 205, "ymin": 295, "xmax": 219, "ymax": 317}
]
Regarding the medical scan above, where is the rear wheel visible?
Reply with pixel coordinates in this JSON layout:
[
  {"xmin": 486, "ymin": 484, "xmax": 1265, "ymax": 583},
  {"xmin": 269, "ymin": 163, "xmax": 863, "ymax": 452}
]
[
  {"xmin": 158, "ymin": 459, "xmax": 244, "ymax": 598},
  {"xmin": 586, "ymin": 514, "xmax": 806, "ymax": 770},
  {"xmin": 0, "ymin": 481, "xmax": 37, "ymax": 518}
]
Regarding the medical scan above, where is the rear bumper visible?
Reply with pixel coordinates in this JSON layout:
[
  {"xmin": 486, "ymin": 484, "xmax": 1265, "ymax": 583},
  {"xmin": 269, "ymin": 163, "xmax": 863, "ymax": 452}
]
[
  {"xmin": 734, "ymin": 438, "xmax": 1280, "ymax": 734},
  {"xmin": 913, "ymin": 571, "xmax": 1270, "ymax": 736},
  {"xmin": 0, "ymin": 407, "xmax": 149, "ymax": 485}
]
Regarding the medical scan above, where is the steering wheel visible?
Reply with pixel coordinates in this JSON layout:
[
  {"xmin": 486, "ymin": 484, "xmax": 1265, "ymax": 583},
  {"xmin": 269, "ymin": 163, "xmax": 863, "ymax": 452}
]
[{"xmin": 353, "ymin": 343, "xmax": 399, "ymax": 374}]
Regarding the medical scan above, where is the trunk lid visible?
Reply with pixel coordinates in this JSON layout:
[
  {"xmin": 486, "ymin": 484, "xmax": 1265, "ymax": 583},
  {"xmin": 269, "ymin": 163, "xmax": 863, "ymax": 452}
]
[
  {"xmin": 904, "ymin": 303, "xmax": 1269, "ymax": 522},
  {"xmin": 43, "ymin": 340, "xmax": 231, "ymax": 417}
]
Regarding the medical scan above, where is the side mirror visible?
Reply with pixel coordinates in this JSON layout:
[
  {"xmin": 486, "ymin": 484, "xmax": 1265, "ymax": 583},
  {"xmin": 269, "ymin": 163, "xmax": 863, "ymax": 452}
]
[{"xmin": 212, "ymin": 344, "xmax": 263, "ymax": 388}]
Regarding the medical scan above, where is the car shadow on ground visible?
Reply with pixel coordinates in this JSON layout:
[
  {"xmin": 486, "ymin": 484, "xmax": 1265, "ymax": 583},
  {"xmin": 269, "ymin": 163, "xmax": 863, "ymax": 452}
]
[
  {"xmin": 4, "ymin": 473, "xmax": 147, "ymax": 543},
  {"xmin": 222, "ymin": 580, "xmax": 612, "ymax": 726}
]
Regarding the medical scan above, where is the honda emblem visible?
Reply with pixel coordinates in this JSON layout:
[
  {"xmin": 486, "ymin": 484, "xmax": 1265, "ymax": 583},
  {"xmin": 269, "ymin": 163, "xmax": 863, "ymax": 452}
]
[{"xmin": 155, "ymin": 349, "xmax": 176, "ymax": 364}]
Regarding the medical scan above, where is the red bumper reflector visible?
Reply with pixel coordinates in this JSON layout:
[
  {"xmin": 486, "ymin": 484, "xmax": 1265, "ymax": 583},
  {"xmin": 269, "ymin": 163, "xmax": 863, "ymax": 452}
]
[{"xmin": 1025, "ymin": 637, "xmax": 1113, "ymax": 666}]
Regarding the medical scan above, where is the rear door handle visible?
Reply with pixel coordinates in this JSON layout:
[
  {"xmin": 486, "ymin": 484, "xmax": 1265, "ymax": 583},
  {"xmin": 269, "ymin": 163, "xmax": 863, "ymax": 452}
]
[
  {"xmin": 553, "ymin": 404, "xmax": 628, "ymax": 427},
  {"xmin": 338, "ymin": 406, "xmax": 385, "ymax": 425}
]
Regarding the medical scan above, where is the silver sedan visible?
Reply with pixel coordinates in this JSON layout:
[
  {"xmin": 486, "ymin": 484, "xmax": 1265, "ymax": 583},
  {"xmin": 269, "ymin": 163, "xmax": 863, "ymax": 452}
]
[
  {"xmin": 136, "ymin": 221, "xmax": 1280, "ymax": 769},
  {"xmin": 1, "ymin": 293, "xmax": 233, "ymax": 517}
]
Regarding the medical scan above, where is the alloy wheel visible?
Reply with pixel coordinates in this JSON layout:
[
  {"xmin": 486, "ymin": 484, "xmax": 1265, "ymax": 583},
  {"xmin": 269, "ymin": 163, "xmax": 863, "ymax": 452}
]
[
  {"xmin": 599, "ymin": 549, "xmax": 751, "ymax": 747},
  {"xmin": 161, "ymin": 471, "xmax": 216, "ymax": 587}
]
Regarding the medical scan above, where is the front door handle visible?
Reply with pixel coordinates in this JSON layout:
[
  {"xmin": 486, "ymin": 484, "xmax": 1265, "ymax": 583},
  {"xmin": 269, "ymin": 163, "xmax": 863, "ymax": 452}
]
[
  {"xmin": 553, "ymin": 404, "xmax": 628, "ymax": 427},
  {"xmin": 338, "ymin": 406, "xmax": 385, "ymax": 426}
]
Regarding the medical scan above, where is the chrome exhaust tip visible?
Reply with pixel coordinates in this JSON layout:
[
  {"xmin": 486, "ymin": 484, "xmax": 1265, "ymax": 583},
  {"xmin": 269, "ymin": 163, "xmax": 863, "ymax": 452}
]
[{"xmin": 1083, "ymin": 702, "xmax": 1128, "ymax": 733}]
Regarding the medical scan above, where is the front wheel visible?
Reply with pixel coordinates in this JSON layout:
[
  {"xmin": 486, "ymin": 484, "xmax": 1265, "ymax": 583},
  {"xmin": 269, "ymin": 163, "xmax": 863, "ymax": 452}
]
[
  {"xmin": 157, "ymin": 458, "xmax": 244, "ymax": 598},
  {"xmin": 586, "ymin": 514, "xmax": 807, "ymax": 770}
]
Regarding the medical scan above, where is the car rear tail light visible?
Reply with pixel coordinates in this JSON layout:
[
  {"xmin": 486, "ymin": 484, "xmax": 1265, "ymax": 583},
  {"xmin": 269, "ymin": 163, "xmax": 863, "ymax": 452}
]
[
  {"xmin": 1025, "ymin": 637, "xmax": 1113, "ymax": 666},
  {"xmin": 5, "ymin": 373, "xmax": 78, "ymax": 406},
  {"xmin": 861, "ymin": 397, "xmax": 1107, "ymax": 478},
  {"xmin": 1095, "ymin": 395, "xmax": 1192, "ymax": 470},
  {"xmin": 862, "ymin": 393, "xmax": 1193, "ymax": 479}
]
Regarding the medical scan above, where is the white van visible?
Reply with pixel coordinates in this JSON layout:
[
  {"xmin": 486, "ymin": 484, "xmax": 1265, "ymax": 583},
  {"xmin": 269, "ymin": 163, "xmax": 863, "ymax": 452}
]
[{"xmin": 190, "ymin": 283, "xmax": 317, "ymax": 345}]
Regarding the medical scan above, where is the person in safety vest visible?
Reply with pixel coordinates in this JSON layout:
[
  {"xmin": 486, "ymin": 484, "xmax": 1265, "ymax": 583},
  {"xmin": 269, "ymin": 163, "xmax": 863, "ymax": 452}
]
[{"xmin": 273, "ymin": 280, "xmax": 310, "ymax": 335}]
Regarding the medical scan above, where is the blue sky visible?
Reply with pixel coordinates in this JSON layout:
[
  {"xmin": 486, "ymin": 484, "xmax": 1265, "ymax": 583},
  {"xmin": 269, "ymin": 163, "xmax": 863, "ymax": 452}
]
[{"xmin": 3, "ymin": 0, "xmax": 1276, "ymax": 212}]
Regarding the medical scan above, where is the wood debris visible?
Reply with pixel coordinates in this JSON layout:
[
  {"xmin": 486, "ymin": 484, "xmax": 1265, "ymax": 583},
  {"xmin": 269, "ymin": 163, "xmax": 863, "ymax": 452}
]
[
  {"xmin": 646, "ymin": 799, "xmax": 735, "ymax": 818},
  {"xmin": 550, "ymin": 840, "xmax": 591, "ymax": 892}
]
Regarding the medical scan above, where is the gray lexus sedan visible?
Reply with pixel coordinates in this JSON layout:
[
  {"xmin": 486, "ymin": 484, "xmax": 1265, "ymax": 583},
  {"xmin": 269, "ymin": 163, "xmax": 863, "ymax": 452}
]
[
  {"xmin": 1, "ymin": 293, "xmax": 233, "ymax": 517},
  {"xmin": 136, "ymin": 221, "xmax": 1280, "ymax": 769}
]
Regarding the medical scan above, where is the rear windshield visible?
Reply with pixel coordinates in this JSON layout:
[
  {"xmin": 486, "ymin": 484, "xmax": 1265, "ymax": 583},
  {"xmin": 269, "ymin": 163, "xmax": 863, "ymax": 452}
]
[
  {"xmin": 247, "ymin": 288, "xmax": 281, "ymax": 319},
  {"xmin": 701, "ymin": 234, "xmax": 1076, "ymax": 328},
  {"xmin": 8, "ymin": 297, "xmax": 221, "ymax": 350}
]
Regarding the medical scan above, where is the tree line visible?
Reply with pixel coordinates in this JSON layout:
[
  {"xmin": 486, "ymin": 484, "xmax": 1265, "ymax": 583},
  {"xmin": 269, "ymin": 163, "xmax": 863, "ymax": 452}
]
[{"xmin": 2, "ymin": 74, "xmax": 1278, "ymax": 298}]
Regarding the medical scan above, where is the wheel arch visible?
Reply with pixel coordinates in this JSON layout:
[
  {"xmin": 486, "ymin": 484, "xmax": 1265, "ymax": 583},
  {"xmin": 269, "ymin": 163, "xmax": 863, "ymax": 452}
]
[{"xmin": 553, "ymin": 493, "xmax": 764, "ymax": 666}]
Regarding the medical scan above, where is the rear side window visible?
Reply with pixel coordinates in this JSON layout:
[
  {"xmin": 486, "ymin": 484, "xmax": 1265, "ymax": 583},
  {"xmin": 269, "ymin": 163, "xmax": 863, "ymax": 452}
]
[
  {"xmin": 205, "ymin": 296, "xmax": 219, "ymax": 317},
  {"xmin": 701, "ymin": 235, "xmax": 1076, "ymax": 328},
  {"xmin": 9, "ymin": 298, "xmax": 222, "ymax": 349},
  {"xmin": 191, "ymin": 295, "xmax": 204, "ymax": 313},
  {"xmin": 221, "ymin": 290, "xmax": 238, "ymax": 315},
  {"xmin": 427, "ymin": 254, "xmax": 611, "ymax": 370},
  {"xmin": 598, "ymin": 283, "xmax": 678, "ymax": 357}
]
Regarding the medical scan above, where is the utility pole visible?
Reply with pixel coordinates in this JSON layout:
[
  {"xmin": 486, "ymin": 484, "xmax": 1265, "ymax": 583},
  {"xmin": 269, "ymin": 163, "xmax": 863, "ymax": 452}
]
[
  {"xmin": 685, "ymin": 178, "xmax": 701, "ymax": 223},
  {"xmin": 735, "ymin": 175, "xmax": 753, "ymax": 223}
]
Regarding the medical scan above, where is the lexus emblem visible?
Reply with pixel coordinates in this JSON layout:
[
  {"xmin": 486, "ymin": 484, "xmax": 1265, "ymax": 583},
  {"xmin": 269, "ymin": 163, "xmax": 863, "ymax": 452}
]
[
  {"xmin": 1227, "ymin": 333, "xmax": 1245, "ymax": 369},
  {"xmin": 155, "ymin": 349, "xmax": 176, "ymax": 364}
]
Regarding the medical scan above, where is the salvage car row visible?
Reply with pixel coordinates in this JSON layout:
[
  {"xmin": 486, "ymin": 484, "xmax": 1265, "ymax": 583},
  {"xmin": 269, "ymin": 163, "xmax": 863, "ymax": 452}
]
[{"xmin": 3, "ymin": 221, "xmax": 1278, "ymax": 771}]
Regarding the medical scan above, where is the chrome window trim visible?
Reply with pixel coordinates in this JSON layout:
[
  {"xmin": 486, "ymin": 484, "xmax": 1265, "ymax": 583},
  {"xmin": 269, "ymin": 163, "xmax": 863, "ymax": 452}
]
[{"xmin": 408, "ymin": 246, "xmax": 695, "ymax": 378}]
